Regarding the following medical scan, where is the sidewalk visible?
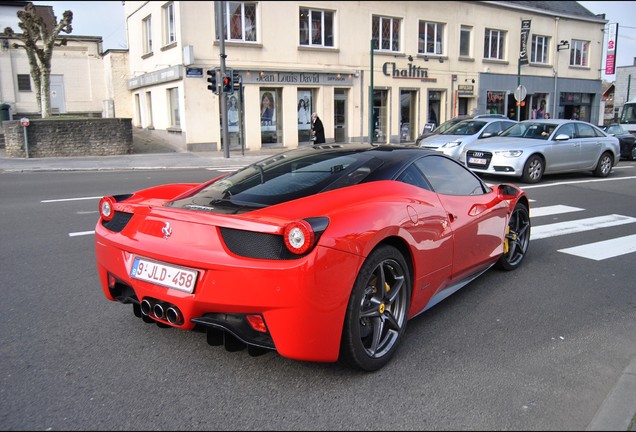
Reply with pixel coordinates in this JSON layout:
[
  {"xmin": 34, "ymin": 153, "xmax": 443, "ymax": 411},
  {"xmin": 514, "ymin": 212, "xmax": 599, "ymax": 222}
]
[{"xmin": 0, "ymin": 130, "xmax": 285, "ymax": 173}]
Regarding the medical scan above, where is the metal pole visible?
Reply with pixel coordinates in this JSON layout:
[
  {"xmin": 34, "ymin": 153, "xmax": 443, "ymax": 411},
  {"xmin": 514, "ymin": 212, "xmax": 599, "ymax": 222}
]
[
  {"xmin": 369, "ymin": 39, "xmax": 374, "ymax": 145},
  {"xmin": 517, "ymin": 58, "xmax": 521, "ymax": 121},
  {"xmin": 23, "ymin": 125, "xmax": 29, "ymax": 159},
  {"xmin": 216, "ymin": 1, "xmax": 230, "ymax": 158}
]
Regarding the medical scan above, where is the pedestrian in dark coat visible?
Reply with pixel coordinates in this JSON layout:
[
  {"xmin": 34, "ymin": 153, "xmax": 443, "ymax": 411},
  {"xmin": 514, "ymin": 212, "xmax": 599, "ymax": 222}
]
[{"xmin": 311, "ymin": 113, "xmax": 326, "ymax": 144}]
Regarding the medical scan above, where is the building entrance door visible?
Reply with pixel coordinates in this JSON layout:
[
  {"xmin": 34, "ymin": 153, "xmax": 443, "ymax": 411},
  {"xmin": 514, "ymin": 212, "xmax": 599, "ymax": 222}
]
[
  {"xmin": 50, "ymin": 75, "xmax": 66, "ymax": 114},
  {"xmin": 334, "ymin": 90, "xmax": 347, "ymax": 142}
]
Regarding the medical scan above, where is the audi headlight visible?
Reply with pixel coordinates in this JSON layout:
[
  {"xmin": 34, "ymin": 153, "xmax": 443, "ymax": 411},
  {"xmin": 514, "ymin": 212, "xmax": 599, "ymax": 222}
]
[{"xmin": 495, "ymin": 150, "xmax": 523, "ymax": 158}]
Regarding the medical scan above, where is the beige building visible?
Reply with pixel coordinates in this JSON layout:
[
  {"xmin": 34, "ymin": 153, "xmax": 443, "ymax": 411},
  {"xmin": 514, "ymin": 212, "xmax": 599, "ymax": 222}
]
[
  {"xmin": 0, "ymin": 2, "xmax": 116, "ymax": 119},
  {"xmin": 124, "ymin": 1, "xmax": 607, "ymax": 152}
]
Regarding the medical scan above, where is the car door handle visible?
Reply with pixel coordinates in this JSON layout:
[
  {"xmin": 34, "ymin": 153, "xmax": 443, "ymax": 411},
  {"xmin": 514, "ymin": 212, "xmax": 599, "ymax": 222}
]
[{"xmin": 448, "ymin": 213, "xmax": 458, "ymax": 222}]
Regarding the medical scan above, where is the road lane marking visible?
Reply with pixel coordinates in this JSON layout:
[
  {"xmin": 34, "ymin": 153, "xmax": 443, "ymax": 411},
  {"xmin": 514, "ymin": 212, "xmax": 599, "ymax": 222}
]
[
  {"xmin": 530, "ymin": 205, "xmax": 584, "ymax": 218},
  {"xmin": 42, "ymin": 196, "xmax": 102, "ymax": 203},
  {"xmin": 531, "ymin": 214, "xmax": 636, "ymax": 240},
  {"xmin": 521, "ymin": 175, "xmax": 636, "ymax": 189},
  {"xmin": 69, "ymin": 231, "xmax": 95, "ymax": 237},
  {"xmin": 558, "ymin": 234, "xmax": 636, "ymax": 260}
]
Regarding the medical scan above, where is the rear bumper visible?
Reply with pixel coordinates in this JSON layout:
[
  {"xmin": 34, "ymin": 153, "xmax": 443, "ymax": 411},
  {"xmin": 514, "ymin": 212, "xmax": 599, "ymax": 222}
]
[{"xmin": 95, "ymin": 223, "xmax": 363, "ymax": 362}]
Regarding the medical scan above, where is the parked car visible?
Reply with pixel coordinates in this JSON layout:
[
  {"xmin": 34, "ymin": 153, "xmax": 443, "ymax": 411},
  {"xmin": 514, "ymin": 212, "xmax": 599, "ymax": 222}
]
[
  {"xmin": 418, "ymin": 117, "xmax": 518, "ymax": 161},
  {"xmin": 95, "ymin": 144, "xmax": 530, "ymax": 371},
  {"xmin": 414, "ymin": 115, "xmax": 470, "ymax": 146},
  {"xmin": 598, "ymin": 123, "xmax": 636, "ymax": 160},
  {"xmin": 463, "ymin": 120, "xmax": 620, "ymax": 184}
]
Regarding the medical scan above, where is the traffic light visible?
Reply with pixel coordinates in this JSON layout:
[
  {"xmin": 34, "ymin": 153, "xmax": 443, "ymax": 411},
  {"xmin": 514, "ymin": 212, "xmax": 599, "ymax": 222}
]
[
  {"xmin": 207, "ymin": 68, "xmax": 218, "ymax": 94},
  {"xmin": 222, "ymin": 68, "xmax": 233, "ymax": 94}
]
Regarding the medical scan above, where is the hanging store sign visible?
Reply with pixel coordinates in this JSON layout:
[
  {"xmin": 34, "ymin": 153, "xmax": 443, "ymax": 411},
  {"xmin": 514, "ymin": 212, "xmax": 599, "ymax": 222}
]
[
  {"xmin": 605, "ymin": 22, "xmax": 618, "ymax": 75},
  {"xmin": 519, "ymin": 19, "xmax": 531, "ymax": 66},
  {"xmin": 457, "ymin": 85, "xmax": 474, "ymax": 96}
]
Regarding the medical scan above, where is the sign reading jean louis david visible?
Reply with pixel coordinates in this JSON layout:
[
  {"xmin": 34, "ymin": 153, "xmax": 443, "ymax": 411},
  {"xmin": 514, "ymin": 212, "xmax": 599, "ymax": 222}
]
[{"xmin": 519, "ymin": 19, "xmax": 531, "ymax": 66}]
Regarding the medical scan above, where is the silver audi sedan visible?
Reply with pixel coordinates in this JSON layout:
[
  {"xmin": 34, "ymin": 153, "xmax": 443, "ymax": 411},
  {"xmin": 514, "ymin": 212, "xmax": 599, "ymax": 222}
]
[{"xmin": 462, "ymin": 120, "xmax": 620, "ymax": 183}]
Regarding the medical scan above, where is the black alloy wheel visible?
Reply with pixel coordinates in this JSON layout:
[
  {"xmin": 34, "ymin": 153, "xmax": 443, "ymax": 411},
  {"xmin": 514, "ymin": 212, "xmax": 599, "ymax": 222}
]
[
  {"xmin": 339, "ymin": 245, "xmax": 411, "ymax": 371},
  {"xmin": 497, "ymin": 202, "xmax": 531, "ymax": 271}
]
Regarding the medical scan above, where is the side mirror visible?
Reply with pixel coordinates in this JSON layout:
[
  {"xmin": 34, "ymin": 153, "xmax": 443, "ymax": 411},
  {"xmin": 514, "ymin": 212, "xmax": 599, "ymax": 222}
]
[
  {"xmin": 481, "ymin": 132, "xmax": 493, "ymax": 138},
  {"xmin": 554, "ymin": 134, "xmax": 570, "ymax": 141},
  {"xmin": 497, "ymin": 184, "xmax": 519, "ymax": 201}
]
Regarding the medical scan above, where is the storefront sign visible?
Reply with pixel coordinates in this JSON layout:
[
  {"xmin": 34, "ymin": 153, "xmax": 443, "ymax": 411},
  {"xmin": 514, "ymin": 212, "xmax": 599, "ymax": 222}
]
[
  {"xmin": 457, "ymin": 84, "xmax": 474, "ymax": 96},
  {"xmin": 605, "ymin": 22, "xmax": 618, "ymax": 75},
  {"xmin": 127, "ymin": 65, "xmax": 183, "ymax": 90},
  {"xmin": 242, "ymin": 71, "xmax": 354, "ymax": 86},
  {"xmin": 519, "ymin": 19, "xmax": 531, "ymax": 65},
  {"xmin": 382, "ymin": 62, "xmax": 429, "ymax": 79}
]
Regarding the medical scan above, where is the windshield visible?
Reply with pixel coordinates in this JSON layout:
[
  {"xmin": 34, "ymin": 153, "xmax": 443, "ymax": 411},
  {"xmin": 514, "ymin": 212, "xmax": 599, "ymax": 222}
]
[
  {"xmin": 500, "ymin": 122, "xmax": 558, "ymax": 140},
  {"xmin": 441, "ymin": 120, "xmax": 487, "ymax": 136},
  {"xmin": 434, "ymin": 119, "xmax": 463, "ymax": 134},
  {"xmin": 620, "ymin": 103, "xmax": 636, "ymax": 124},
  {"xmin": 167, "ymin": 149, "xmax": 384, "ymax": 212}
]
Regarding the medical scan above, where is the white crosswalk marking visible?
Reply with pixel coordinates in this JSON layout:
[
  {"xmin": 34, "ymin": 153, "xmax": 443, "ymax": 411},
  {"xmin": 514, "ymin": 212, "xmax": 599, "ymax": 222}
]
[
  {"xmin": 530, "ymin": 205, "xmax": 584, "ymax": 218},
  {"xmin": 558, "ymin": 235, "xmax": 636, "ymax": 261},
  {"xmin": 531, "ymin": 214, "xmax": 636, "ymax": 240}
]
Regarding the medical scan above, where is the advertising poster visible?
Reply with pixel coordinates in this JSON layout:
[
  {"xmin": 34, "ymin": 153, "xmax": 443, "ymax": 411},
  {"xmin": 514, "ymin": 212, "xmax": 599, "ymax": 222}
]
[
  {"xmin": 260, "ymin": 90, "xmax": 276, "ymax": 132},
  {"xmin": 297, "ymin": 91, "xmax": 312, "ymax": 130}
]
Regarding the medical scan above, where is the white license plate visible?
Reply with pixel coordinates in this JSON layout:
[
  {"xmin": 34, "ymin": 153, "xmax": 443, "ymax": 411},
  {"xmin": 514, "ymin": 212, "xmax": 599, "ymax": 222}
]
[
  {"xmin": 469, "ymin": 157, "xmax": 487, "ymax": 165},
  {"xmin": 130, "ymin": 257, "xmax": 198, "ymax": 294}
]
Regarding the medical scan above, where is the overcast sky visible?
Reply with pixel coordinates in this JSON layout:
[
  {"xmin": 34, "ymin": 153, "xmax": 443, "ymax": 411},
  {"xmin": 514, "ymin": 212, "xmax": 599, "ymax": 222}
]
[{"xmin": 31, "ymin": 1, "xmax": 636, "ymax": 81}]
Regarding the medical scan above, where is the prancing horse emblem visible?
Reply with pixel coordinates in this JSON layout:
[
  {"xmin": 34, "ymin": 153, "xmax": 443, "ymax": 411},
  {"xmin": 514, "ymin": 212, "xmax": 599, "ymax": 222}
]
[{"xmin": 162, "ymin": 222, "xmax": 172, "ymax": 239}]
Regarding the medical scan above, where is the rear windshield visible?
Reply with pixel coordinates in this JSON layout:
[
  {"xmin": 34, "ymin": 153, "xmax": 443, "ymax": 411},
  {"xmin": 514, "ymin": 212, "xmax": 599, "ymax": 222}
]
[{"xmin": 168, "ymin": 150, "xmax": 383, "ymax": 211}]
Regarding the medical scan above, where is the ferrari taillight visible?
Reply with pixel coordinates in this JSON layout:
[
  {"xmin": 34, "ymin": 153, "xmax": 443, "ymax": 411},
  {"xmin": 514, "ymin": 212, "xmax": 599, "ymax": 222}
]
[
  {"xmin": 283, "ymin": 220, "xmax": 315, "ymax": 255},
  {"xmin": 99, "ymin": 196, "xmax": 116, "ymax": 221},
  {"xmin": 246, "ymin": 314, "xmax": 268, "ymax": 333}
]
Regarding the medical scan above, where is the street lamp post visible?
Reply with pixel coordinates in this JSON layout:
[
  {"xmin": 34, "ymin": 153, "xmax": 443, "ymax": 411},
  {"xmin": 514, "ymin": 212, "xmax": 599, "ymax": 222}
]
[
  {"xmin": 554, "ymin": 40, "xmax": 570, "ymax": 119},
  {"xmin": 369, "ymin": 38, "xmax": 374, "ymax": 145}
]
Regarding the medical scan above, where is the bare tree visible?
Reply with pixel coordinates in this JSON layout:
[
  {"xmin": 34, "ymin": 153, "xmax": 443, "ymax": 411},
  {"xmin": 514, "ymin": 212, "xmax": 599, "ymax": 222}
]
[{"xmin": 3, "ymin": 2, "xmax": 73, "ymax": 118}]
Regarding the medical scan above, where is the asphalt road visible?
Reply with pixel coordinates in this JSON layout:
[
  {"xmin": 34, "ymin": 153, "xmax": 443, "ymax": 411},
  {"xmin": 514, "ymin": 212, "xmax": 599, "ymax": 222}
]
[{"xmin": 1, "ymin": 165, "xmax": 635, "ymax": 430}]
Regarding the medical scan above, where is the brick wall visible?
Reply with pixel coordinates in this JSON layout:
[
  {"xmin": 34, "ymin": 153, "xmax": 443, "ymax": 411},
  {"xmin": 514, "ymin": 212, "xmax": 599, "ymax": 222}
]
[{"xmin": 2, "ymin": 118, "xmax": 133, "ymax": 158}]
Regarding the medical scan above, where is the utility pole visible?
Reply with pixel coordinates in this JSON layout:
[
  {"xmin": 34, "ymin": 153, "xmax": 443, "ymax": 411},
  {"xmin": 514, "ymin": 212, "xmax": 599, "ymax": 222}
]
[
  {"xmin": 369, "ymin": 38, "xmax": 374, "ymax": 145},
  {"xmin": 216, "ymin": 1, "xmax": 230, "ymax": 158}
]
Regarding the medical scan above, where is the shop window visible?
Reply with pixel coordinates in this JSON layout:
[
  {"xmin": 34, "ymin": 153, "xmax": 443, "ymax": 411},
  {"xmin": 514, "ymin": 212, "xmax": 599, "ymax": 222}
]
[
  {"xmin": 418, "ymin": 21, "xmax": 444, "ymax": 55},
  {"xmin": 162, "ymin": 2, "xmax": 176, "ymax": 46},
  {"xmin": 486, "ymin": 91, "xmax": 505, "ymax": 115},
  {"xmin": 484, "ymin": 28, "xmax": 505, "ymax": 60},
  {"xmin": 531, "ymin": 35, "xmax": 549, "ymax": 64},
  {"xmin": 372, "ymin": 15, "xmax": 401, "ymax": 52},
  {"xmin": 570, "ymin": 40, "xmax": 589, "ymax": 67},
  {"xmin": 299, "ymin": 8, "xmax": 334, "ymax": 47},
  {"xmin": 297, "ymin": 89, "xmax": 313, "ymax": 143},
  {"xmin": 17, "ymin": 74, "xmax": 31, "ymax": 92},
  {"xmin": 168, "ymin": 87, "xmax": 180, "ymax": 128},
  {"xmin": 260, "ymin": 88, "xmax": 282, "ymax": 146}
]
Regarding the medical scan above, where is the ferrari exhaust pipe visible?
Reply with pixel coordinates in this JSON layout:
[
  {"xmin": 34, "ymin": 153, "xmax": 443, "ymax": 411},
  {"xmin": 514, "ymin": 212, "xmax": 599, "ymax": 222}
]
[
  {"xmin": 166, "ymin": 307, "xmax": 181, "ymax": 324},
  {"xmin": 140, "ymin": 299, "xmax": 152, "ymax": 316},
  {"xmin": 153, "ymin": 303, "xmax": 165, "ymax": 319}
]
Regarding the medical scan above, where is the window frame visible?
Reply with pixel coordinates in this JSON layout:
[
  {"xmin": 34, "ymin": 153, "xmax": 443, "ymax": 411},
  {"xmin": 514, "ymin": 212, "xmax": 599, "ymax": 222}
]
[
  {"xmin": 224, "ymin": 1, "xmax": 257, "ymax": 43},
  {"xmin": 531, "ymin": 34, "xmax": 549, "ymax": 64},
  {"xmin": 167, "ymin": 87, "xmax": 180, "ymax": 128},
  {"xmin": 299, "ymin": 7, "xmax": 334, "ymax": 47},
  {"xmin": 570, "ymin": 39, "xmax": 590, "ymax": 67},
  {"xmin": 418, "ymin": 20, "xmax": 444, "ymax": 55},
  {"xmin": 484, "ymin": 28, "xmax": 505, "ymax": 60},
  {"xmin": 17, "ymin": 74, "xmax": 32, "ymax": 92},
  {"xmin": 162, "ymin": 2, "xmax": 176, "ymax": 46},
  {"xmin": 372, "ymin": 15, "xmax": 401, "ymax": 53},
  {"xmin": 142, "ymin": 15, "xmax": 153, "ymax": 54},
  {"xmin": 459, "ymin": 25, "xmax": 472, "ymax": 58}
]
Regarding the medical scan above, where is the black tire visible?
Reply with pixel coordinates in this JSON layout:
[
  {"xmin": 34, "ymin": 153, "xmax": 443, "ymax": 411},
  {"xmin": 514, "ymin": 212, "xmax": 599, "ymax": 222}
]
[
  {"xmin": 339, "ymin": 245, "xmax": 411, "ymax": 371},
  {"xmin": 496, "ymin": 202, "xmax": 531, "ymax": 271},
  {"xmin": 629, "ymin": 143, "xmax": 636, "ymax": 161},
  {"xmin": 593, "ymin": 152, "xmax": 613, "ymax": 177},
  {"xmin": 521, "ymin": 155, "xmax": 544, "ymax": 184}
]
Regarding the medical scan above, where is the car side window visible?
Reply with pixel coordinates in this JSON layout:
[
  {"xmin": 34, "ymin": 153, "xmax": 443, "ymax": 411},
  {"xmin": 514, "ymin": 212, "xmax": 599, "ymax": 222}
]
[
  {"xmin": 576, "ymin": 123, "xmax": 596, "ymax": 138},
  {"xmin": 556, "ymin": 123, "xmax": 575, "ymax": 139},
  {"xmin": 415, "ymin": 155, "xmax": 487, "ymax": 196},
  {"xmin": 396, "ymin": 164, "xmax": 432, "ymax": 191}
]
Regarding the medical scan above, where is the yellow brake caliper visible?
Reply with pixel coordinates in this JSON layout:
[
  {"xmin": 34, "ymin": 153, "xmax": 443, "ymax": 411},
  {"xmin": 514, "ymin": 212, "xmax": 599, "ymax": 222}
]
[{"xmin": 504, "ymin": 226, "xmax": 510, "ymax": 254}]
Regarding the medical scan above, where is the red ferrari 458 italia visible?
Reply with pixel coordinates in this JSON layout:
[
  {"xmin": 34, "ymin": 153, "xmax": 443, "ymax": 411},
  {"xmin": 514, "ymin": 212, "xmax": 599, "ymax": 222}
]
[{"xmin": 95, "ymin": 144, "xmax": 530, "ymax": 371}]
